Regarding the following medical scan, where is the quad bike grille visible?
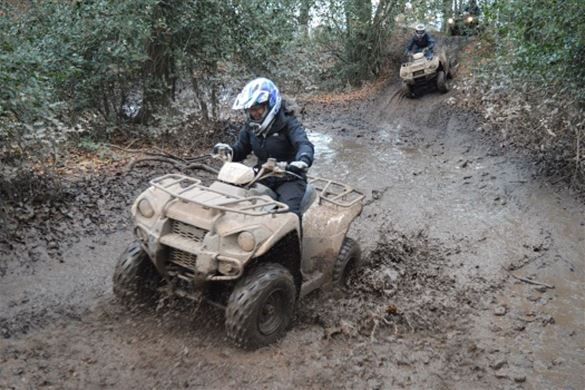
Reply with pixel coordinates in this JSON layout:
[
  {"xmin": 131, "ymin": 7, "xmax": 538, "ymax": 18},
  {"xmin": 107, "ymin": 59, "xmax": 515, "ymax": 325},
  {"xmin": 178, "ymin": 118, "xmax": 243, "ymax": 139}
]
[
  {"xmin": 171, "ymin": 219, "xmax": 207, "ymax": 242},
  {"xmin": 413, "ymin": 70, "xmax": 424, "ymax": 77},
  {"xmin": 169, "ymin": 248, "xmax": 198, "ymax": 272}
]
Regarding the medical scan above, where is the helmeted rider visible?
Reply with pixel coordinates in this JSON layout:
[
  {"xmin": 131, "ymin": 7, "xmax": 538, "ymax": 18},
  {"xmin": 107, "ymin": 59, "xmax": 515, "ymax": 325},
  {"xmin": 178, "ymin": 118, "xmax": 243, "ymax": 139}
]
[
  {"xmin": 404, "ymin": 24, "xmax": 435, "ymax": 60},
  {"xmin": 213, "ymin": 78, "xmax": 315, "ymax": 219}
]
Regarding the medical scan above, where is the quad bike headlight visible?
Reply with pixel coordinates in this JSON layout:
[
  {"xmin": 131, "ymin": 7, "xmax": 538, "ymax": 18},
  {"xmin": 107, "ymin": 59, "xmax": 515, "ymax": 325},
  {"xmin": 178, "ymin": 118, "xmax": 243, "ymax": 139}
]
[
  {"xmin": 237, "ymin": 231, "xmax": 256, "ymax": 252},
  {"xmin": 448, "ymin": 18, "xmax": 454, "ymax": 24},
  {"xmin": 137, "ymin": 198, "xmax": 154, "ymax": 218},
  {"xmin": 467, "ymin": 16, "xmax": 474, "ymax": 23}
]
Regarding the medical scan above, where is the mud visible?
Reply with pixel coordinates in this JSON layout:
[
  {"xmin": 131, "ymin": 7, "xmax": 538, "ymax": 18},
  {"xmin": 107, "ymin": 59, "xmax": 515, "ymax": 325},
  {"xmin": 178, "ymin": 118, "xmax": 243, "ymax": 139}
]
[{"xmin": 1, "ymin": 78, "xmax": 584, "ymax": 389}]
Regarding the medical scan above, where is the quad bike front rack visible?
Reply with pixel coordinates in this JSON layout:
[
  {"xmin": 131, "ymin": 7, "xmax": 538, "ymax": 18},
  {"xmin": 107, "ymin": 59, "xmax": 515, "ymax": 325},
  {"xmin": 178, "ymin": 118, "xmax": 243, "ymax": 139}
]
[{"xmin": 150, "ymin": 174, "xmax": 289, "ymax": 216}]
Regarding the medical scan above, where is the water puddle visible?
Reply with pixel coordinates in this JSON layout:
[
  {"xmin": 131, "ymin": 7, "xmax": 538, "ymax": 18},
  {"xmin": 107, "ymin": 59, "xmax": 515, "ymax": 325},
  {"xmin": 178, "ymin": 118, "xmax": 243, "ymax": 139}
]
[{"xmin": 307, "ymin": 128, "xmax": 420, "ymax": 192}]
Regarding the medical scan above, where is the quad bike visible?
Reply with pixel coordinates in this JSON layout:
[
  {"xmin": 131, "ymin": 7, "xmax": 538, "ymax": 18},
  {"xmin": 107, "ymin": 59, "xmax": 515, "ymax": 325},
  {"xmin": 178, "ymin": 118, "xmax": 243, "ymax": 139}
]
[
  {"xmin": 113, "ymin": 153, "xmax": 364, "ymax": 348},
  {"xmin": 399, "ymin": 47, "xmax": 451, "ymax": 98},
  {"xmin": 446, "ymin": 11, "xmax": 479, "ymax": 36}
]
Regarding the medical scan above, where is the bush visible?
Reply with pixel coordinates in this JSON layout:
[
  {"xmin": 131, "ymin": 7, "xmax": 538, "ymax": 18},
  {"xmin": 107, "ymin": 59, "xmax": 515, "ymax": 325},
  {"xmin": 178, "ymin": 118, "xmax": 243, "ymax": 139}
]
[{"xmin": 463, "ymin": 0, "xmax": 585, "ymax": 188}]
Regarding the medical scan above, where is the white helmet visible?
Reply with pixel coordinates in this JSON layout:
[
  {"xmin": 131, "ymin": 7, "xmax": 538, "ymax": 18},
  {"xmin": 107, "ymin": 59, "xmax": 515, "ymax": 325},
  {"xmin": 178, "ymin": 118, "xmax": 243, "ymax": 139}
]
[
  {"xmin": 415, "ymin": 24, "xmax": 426, "ymax": 39},
  {"xmin": 232, "ymin": 77, "xmax": 282, "ymax": 137}
]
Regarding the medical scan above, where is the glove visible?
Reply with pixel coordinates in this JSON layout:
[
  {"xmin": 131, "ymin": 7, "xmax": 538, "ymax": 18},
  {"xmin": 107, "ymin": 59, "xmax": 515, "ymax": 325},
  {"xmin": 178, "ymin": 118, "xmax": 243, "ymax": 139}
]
[
  {"xmin": 212, "ymin": 143, "xmax": 233, "ymax": 156},
  {"xmin": 286, "ymin": 160, "xmax": 309, "ymax": 175},
  {"xmin": 425, "ymin": 52, "xmax": 433, "ymax": 60}
]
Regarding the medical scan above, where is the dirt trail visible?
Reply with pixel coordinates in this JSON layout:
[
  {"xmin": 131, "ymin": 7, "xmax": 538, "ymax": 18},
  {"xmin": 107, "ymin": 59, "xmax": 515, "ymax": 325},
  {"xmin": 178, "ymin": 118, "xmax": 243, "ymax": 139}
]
[{"xmin": 1, "ymin": 79, "xmax": 584, "ymax": 389}]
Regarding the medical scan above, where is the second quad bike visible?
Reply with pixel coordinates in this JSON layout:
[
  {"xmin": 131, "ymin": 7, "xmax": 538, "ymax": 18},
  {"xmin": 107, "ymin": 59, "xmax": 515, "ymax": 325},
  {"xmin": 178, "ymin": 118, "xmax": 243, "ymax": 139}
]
[
  {"xmin": 446, "ymin": 11, "xmax": 479, "ymax": 36},
  {"xmin": 400, "ymin": 48, "xmax": 451, "ymax": 98},
  {"xmin": 113, "ymin": 154, "xmax": 364, "ymax": 349}
]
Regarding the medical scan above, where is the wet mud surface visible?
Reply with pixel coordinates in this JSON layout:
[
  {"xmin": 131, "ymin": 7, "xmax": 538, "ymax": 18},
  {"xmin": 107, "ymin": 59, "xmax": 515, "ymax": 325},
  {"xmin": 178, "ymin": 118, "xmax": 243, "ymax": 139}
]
[{"xmin": 1, "ymin": 81, "xmax": 584, "ymax": 389}]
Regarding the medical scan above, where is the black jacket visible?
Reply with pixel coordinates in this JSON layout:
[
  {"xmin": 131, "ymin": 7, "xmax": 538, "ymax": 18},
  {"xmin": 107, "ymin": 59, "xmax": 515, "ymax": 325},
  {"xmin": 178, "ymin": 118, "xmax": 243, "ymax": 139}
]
[
  {"xmin": 231, "ymin": 103, "xmax": 314, "ymax": 169},
  {"xmin": 405, "ymin": 33, "xmax": 435, "ymax": 54}
]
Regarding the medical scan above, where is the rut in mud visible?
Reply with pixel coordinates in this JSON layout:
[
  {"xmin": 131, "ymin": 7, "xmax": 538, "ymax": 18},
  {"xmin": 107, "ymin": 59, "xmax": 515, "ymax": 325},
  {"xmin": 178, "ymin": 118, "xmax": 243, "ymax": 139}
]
[{"xmin": 1, "ymin": 73, "xmax": 584, "ymax": 389}]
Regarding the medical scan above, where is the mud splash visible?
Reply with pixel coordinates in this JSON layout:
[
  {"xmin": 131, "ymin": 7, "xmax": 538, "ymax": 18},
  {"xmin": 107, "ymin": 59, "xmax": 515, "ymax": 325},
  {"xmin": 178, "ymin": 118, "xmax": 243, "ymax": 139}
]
[{"xmin": 299, "ymin": 224, "xmax": 481, "ymax": 339}]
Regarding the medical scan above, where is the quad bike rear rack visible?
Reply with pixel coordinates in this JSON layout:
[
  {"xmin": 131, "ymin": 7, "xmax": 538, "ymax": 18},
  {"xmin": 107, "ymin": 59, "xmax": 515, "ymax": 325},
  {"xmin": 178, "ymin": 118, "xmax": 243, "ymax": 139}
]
[
  {"xmin": 150, "ymin": 174, "xmax": 289, "ymax": 216},
  {"xmin": 308, "ymin": 177, "xmax": 364, "ymax": 207}
]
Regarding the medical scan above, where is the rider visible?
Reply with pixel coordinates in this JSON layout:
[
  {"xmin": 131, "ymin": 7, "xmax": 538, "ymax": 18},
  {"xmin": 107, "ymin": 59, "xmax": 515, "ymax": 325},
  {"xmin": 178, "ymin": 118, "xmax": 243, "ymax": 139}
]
[
  {"xmin": 213, "ymin": 78, "xmax": 314, "ymax": 219},
  {"xmin": 404, "ymin": 24, "xmax": 435, "ymax": 60}
]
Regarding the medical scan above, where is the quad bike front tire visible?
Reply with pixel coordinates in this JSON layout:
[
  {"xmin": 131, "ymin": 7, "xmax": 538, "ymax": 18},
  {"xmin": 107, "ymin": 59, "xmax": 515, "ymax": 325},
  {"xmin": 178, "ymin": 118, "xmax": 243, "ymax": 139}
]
[
  {"xmin": 113, "ymin": 241, "xmax": 161, "ymax": 305},
  {"xmin": 437, "ymin": 70, "xmax": 450, "ymax": 93},
  {"xmin": 225, "ymin": 263, "xmax": 296, "ymax": 349},
  {"xmin": 402, "ymin": 82, "xmax": 415, "ymax": 98},
  {"xmin": 332, "ymin": 237, "xmax": 362, "ymax": 286}
]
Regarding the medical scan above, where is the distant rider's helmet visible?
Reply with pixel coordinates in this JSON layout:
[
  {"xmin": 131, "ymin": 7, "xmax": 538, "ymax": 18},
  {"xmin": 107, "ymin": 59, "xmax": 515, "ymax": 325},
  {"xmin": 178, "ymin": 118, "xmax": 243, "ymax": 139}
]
[
  {"xmin": 415, "ymin": 24, "xmax": 426, "ymax": 40},
  {"xmin": 232, "ymin": 77, "xmax": 282, "ymax": 137}
]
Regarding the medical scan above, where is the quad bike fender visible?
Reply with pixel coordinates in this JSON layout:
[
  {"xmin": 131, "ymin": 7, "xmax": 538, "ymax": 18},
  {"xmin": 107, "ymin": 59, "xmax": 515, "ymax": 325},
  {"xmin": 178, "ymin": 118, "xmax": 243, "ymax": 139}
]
[
  {"xmin": 131, "ymin": 180, "xmax": 299, "ymax": 282},
  {"xmin": 131, "ymin": 187, "xmax": 173, "ymax": 267},
  {"xmin": 213, "ymin": 211, "xmax": 299, "ymax": 259},
  {"xmin": 438, "ymin": 49, "xmax": 449, "ymax": 75},
  {"xmin": 301, "ymin": 200, "xmax": 362, "ymax": 281},
  {"xmin": 159, "ymin": 206, "xmax": 298, "ymax": 280}
]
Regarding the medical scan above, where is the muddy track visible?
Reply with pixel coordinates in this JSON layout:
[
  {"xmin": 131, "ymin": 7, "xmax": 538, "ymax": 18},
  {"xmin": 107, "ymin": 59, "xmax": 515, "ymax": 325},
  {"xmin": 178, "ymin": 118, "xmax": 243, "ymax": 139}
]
[{"xmin": 1, "ymin": 78, "xmax": 584, "ymax": 389}]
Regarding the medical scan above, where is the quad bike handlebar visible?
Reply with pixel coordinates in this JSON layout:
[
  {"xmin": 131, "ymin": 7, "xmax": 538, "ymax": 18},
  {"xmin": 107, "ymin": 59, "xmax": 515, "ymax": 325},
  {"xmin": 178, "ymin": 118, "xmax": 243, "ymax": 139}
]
[
  {"xmin": 250, "ymin": 158, "xmax": 305, "ymax": 184},
  {"xmin": 210, "ymin": 150, "xmax": 305, "ymax": 187}
]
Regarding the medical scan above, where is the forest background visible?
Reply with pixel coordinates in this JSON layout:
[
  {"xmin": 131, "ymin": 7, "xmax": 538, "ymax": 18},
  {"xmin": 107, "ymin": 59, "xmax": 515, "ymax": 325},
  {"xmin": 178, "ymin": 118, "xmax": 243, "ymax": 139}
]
[{"xmin": 0, "ymin": 0, "xmax": 583, "ymax": 208}]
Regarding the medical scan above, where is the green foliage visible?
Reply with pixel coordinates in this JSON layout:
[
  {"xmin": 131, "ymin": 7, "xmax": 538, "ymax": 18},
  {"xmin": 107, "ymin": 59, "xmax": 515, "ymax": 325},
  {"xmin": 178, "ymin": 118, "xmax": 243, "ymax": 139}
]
[
  {"xmin": 77, "ymin": 137, "xmax": 102, "ymax": 153},
  {"xmin": 0, "ymin": 0, "xmax": 155, "ymax": 119},
  {"xmin": 0, "ymin": 0, "xmax": 158, "ymax": 159},
  {"xmin": 469, "ymin": 0, "xmax": 585, "ymax": 187},
  {"xmin": 0, "ymin": 0, "xmax": 303, "ymax": 158},
  {"xmin": 482, "ymin": 0, "xmax": 585, "ymax": 101},
  {"xmin": 314, "ymin": 0, "xmax": 405, "ymax": 86}
]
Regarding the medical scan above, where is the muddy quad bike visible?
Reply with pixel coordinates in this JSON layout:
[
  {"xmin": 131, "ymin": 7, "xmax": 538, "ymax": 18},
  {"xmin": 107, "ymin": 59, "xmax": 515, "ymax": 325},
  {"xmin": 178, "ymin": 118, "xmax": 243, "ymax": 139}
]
[
  {"xmin": 113, "ymin": 153, "xmax": 364, "ymax": 349},
  {"xmin": 400, "ymin": 48, "xmax": 451, "ymax": 98}
]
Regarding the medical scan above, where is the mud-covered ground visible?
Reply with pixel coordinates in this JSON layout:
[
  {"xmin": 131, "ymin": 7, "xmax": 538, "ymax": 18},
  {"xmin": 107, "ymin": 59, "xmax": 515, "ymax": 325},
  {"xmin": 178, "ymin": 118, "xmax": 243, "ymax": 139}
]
[{"xmin": 1, "ymin": 74, "xmax": 584, "ymax": 389}]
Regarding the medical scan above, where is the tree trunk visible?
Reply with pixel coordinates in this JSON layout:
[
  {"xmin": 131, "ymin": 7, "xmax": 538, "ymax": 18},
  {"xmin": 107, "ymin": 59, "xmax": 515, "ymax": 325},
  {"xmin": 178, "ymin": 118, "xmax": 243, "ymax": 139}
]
[
  {"xmin": 298, "ymin": 0, "xmax": 314, "ymax": 36},
  {"xmin": 210, "ymin": 82, "xmax": 219, "ymax": 121},
  {"xmin": 191, "ymin": 75, "xmax": 209, "ymax": 121},
  {"xmin": 142, "ymin": 1, "xmax": 175, "ymax": 117}
]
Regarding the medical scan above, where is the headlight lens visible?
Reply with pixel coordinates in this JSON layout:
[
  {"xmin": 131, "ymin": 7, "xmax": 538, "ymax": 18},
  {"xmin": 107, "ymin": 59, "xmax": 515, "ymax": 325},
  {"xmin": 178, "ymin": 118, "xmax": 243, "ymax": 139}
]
[
  {"xmin": 467, "ymin": 16, "xmax": 473, "ymax": 23},
  {"xmin": 448, "ymin": 18, "xmax": 454, "ymax": 24},
  {"xmin": 137, "ymin": 198, "xmax": 154, "ymax": 218},
  {"xmin": 237, "ymin": 231, "xmax": 256, "ymax": 252}
]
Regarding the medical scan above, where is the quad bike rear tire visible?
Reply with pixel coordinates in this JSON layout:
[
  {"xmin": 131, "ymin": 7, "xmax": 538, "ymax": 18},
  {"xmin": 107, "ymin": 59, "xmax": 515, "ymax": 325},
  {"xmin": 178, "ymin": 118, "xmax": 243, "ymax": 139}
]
[
  {"xmin": 332, "ymin": 237, "xmax": 362, "ymax": 286},
  {"xmin": 437, "ymin": 70, "xmax": 450, "ymax": 93},
  {"xmin": 225, "ymin": 263, "xmax": 296, "ymax": 349},
  {"xmin": 113, "ymin": 241, "xmax": 161, "ymax": 304}
]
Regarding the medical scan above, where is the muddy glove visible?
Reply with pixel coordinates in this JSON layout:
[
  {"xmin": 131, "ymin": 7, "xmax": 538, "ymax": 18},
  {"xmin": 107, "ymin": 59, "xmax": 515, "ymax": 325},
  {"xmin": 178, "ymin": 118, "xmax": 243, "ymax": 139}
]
[
  {"xmin": 212, "ymin": 143, "xmax": 233, "ymax": 156},
  {"xmin": 286, "ymin": 160, "xmax": 309, "ymax": 175}
]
